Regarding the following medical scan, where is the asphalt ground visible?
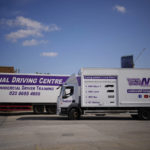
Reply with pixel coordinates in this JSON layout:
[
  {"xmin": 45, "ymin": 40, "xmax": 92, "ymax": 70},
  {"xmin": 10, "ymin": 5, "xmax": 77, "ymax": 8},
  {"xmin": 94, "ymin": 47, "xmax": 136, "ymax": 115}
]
[{"xmin": 0, "ymin": 112, "xmax": 150, "ymax": 150}]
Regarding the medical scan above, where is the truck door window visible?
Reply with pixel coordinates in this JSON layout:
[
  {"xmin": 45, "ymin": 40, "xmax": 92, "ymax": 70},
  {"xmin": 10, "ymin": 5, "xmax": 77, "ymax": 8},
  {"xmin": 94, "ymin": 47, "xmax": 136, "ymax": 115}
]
[{"xmin": 62, "ymin": 86, "xmax": 74, "ymax": 99}]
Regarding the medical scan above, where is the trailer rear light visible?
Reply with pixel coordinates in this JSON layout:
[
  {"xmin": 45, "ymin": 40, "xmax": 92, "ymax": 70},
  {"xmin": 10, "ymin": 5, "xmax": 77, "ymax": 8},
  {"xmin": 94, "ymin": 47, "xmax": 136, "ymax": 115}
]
[
  {"xmin": 0, "ymin": 109, "xmax": 32, "ymax": 111},
  {"xmin": 0, "ymin": 105, "xmax": 32, "ymax": 111},
  {"xmin": 0, "ymin": 105, "xmax": 32, "ymax": 107}
]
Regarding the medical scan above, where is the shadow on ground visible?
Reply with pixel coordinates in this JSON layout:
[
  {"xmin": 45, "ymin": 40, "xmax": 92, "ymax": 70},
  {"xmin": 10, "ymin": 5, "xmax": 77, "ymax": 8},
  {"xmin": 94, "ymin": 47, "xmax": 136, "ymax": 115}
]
[
  {"xmin": 0, "ymin": 112, "xmax": 139, "ymax": 121},
  {"xmin": 16, "ymin": 116, "xmax": 134, "ymax": 121}
]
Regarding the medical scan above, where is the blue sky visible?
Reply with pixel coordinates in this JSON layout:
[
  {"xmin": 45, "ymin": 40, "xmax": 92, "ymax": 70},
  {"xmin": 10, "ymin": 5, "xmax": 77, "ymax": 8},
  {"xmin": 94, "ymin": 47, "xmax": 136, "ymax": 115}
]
[{"xmin": 0, "ymin": 0, "xmax": 150, "ymax": 74}]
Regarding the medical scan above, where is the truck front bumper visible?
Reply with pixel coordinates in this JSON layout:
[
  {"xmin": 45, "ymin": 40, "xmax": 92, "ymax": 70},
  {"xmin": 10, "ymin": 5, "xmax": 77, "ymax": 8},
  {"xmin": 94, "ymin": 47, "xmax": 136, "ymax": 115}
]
[{"xmin": 57, "ymin": 107, "xmax": 68, "ymax": 115}]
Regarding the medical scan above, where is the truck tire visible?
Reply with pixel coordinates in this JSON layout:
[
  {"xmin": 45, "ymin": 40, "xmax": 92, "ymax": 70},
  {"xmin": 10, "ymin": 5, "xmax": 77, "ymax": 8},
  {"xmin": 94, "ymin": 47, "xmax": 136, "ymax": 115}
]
[
  {"xmin": 68, "ymin": 108, "xmax": 80, "ymax": 120},
  {"xmin": 33, "ymin": 105, "xmax": 44, "ymax": 114},
  {"xmin": 138, "ymin": 109, "xmax": 150, "ymax": 120}
]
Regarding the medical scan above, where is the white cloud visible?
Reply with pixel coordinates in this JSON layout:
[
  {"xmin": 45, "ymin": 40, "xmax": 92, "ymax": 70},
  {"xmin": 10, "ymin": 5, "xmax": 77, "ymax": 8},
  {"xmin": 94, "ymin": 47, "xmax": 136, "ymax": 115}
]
[
  {"xmin": 41, "ymin": 52, "xmax": 58, "ymax": 57},
  {"xmin": 23, "ymin": 39, "xmax": 38, "ymax": 46},
  {"xmin": 113, "ymin": 5, "xmax": 126, "ymax": 14},
  {"xmin": 16, "ymin": 16, "xmax": 49, "ymax": 31},
  {"xmin": 1, "ymin": 16, "xmax": 60, "ymax": 31},
  {"xmin": 6, "ymin": 29, "xmax": 42, "ymax": 42},
  {"xmin": 1, "ymin": 16, "xmax": 61, "ymax": 42},
  {"xmin": 22, "ymin": 39, "xmax": 48, "ymax": 46}
]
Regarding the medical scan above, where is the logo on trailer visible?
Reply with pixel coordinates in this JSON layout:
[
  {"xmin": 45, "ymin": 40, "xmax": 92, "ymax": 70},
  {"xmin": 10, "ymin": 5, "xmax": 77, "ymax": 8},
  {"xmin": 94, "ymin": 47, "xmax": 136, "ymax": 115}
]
[{"xmin": 127, "ymin": 78, "xmax": 150, "ymax": 87}]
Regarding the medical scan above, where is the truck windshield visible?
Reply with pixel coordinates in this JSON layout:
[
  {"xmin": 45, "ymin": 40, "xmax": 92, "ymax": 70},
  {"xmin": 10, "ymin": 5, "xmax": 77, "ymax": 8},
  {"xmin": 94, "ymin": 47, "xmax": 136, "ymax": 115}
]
[{"xmin": 62, "ymin": 86, "xmax": 74, "ymax": 99}]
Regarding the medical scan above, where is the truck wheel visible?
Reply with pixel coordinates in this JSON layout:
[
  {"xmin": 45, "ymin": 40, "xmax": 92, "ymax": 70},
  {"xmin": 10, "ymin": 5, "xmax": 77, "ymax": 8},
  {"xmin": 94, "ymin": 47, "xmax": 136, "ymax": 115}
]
[
  {"xmin": 68, "ymin": 108, "xmax": 80, "ymax": 120},
  {"xmin": 138, "ymin": 109, "xmax": 150, "ymax": 120},
  {"xmin": 33, "ymin": 105, "xmax": 44, "ymax": 114}
]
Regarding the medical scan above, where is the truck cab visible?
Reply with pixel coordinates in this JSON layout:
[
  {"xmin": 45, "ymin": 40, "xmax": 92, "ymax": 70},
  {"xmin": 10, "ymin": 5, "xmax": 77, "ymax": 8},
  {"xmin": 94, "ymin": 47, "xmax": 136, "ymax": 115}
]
[{"xmin": 57, "ymin": 75, "xmax": 80, "ymax": 118}]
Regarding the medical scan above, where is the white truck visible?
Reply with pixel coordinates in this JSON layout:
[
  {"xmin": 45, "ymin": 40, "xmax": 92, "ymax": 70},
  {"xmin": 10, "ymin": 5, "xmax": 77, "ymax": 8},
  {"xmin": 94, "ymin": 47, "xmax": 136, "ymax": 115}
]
[
  {"xmin": 0, "ymin": 73, "xmax": 69, "ymax": 114},
  {"xmin": 57, "ymin": 68, "xmax": 150, "ymax": 120}
]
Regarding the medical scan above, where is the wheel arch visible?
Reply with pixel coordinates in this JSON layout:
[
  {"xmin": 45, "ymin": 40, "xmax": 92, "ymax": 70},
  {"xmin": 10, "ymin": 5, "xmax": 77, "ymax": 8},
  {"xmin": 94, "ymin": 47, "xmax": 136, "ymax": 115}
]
[{"xmin": 67, "ymin": 102, "xmax": 82, "ymax": 115}]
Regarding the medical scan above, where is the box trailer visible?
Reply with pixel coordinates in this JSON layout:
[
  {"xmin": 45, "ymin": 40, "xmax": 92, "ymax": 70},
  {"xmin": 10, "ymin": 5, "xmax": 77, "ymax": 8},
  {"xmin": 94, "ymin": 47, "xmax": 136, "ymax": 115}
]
[
  {"xmin": 57, "ymin": 68, "xmax": 150, "ymax": 120},
  {"xmin": 0, "ymin": 73, "xmax": 69, "ymax": 114}
]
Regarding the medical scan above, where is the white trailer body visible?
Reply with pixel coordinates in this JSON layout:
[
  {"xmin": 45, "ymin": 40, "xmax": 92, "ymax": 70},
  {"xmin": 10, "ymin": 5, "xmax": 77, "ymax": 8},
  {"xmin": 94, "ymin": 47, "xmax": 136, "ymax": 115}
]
[
  {"xmin": 57, "ymin": 68, "xmax": 150, "ymax": 120},
  {"xmin": 0, "ymin": 73, "xmax": 69, "ymax": 113},
  {"xmin": 81, "ymin": 68, "xmax": 150, "ymax": 107}
]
